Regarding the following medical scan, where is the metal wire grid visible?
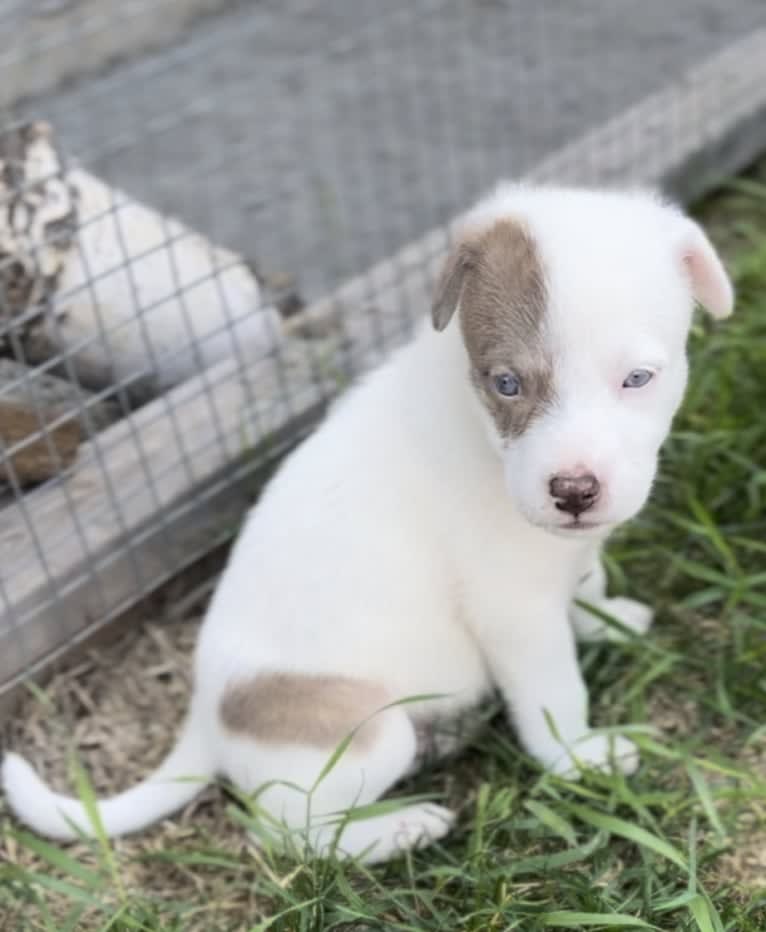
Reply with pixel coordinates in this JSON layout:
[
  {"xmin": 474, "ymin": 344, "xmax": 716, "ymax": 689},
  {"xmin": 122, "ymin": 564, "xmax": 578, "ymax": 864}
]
[{"xmin": 1, "ymin": 0, "xmax": 765, "ymax": 694}]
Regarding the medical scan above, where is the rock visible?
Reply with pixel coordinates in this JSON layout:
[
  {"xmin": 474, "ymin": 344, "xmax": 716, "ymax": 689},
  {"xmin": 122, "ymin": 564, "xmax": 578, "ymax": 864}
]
[
  {"xmin": 0, "ymin": 358, "xmax": 122, "ymax": 486},
  {"xmin": 0, "ymin": 121, "xmax": 283, "ymax": 403},
  {"xmin": 0, "ymin": 359, "xmax": 121, "ymax": 433},
  {"xmin": 0, "ymin": 399, "xmax": 81, "ymax": 485}
]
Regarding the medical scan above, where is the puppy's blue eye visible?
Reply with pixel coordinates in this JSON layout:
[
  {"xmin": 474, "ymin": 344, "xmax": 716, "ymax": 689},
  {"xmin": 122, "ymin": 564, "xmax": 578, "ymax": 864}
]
[
  {"xmin": 623, "ymin": 369, "xmax": 654, "ymax": 389},
  {"xmin": 492, "ymin": 371, "xmax": 521, "ymax": 397}
]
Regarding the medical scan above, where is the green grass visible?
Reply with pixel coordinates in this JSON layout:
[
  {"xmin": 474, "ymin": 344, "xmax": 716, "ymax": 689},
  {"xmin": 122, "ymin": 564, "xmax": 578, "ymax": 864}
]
[{"xmin": 3, "ymin": 173, "xmax": 766, "ymax": 930}]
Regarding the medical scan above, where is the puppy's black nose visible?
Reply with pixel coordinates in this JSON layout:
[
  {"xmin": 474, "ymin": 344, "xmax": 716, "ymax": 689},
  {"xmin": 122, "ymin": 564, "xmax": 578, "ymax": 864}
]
[{"xmin": 549, "ymin": 472, "xmax": 600, "ymax": 517}]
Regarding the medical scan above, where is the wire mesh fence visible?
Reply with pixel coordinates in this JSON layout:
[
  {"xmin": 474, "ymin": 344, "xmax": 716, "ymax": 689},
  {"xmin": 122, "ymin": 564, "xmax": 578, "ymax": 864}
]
[{"xmin": 1, "ymin": 0, "xmax": 766, "ymax": 700}]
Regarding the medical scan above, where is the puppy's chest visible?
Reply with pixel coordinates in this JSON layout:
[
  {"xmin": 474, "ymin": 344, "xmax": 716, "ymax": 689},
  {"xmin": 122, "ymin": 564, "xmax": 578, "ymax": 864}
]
[
  {"xmin": 453, "ymin": 508, "xmax": 595, "ymax": 606},
  {"xmin": 455, "ymin": 550, "xmax": 585, "ymax": 635}
]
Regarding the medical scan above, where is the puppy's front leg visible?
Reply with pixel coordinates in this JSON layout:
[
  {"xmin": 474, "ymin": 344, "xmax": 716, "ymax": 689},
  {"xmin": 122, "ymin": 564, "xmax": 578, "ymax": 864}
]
[{"xmin": 487, "ymin": 607, "xmax": 639, "ymax": 777}]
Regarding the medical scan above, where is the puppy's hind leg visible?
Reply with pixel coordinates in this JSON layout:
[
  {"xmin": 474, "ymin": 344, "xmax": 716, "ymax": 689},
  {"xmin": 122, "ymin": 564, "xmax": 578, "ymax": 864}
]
[
  {"xmin": 219, "ymin": 686, "xmax": 454, "ymax": 865},
  {"xmin": 570, "ymin": 557, "xmax": 654, "ymax": 643}
]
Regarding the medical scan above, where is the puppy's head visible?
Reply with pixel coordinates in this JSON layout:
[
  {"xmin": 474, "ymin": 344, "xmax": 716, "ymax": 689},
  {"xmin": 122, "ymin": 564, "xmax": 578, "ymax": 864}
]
[{"xmin": 432, "ymin": 186, "xmax": 733, "ymax": 535}]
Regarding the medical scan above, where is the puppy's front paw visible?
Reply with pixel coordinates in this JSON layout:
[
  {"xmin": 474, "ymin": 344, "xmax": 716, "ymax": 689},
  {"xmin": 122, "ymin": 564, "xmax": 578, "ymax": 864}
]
[
  {"xmin": 576, "ymin": 597, "xmax": 654, "ymax": 643},
  {"xmin": 605, "ymin": 596, "xmax": 654, "ymax": 638},
  {"xmin": 548, "ymin": 734, "xmax": 639, "ymax": 779},
  {"xmin": 392, "ymin": 803, "xmax": 456, "ymax": 852}
]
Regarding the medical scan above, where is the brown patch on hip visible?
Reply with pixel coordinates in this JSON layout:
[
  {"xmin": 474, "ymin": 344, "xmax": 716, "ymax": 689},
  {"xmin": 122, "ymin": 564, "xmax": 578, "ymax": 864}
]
[
  {"xmin": 220, "ymin": 672, "xmax": 390, "ymax": 751},
  {"xmin": 432, "ymin": 217, "xmax": 555, "ymax": 438}
]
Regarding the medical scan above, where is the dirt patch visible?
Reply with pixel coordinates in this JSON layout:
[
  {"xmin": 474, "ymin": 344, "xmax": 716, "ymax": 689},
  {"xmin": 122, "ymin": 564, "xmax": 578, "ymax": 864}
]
[{"xmin": 0, "ymin": 611, "xmax": 276, "ymax": 928}]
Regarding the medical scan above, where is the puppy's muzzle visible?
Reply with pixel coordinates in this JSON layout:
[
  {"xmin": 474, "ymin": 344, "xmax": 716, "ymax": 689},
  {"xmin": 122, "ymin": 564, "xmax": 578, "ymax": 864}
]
[{"xmin": 549, "ymin": 472, "xmax": 600, "ymax": 517}]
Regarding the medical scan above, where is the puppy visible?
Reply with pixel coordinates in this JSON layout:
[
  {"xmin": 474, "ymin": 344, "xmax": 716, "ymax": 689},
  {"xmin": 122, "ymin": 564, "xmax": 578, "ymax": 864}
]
[{"xmin": 3, "ymin": 185, "xmax": 734, "ymax": 864}]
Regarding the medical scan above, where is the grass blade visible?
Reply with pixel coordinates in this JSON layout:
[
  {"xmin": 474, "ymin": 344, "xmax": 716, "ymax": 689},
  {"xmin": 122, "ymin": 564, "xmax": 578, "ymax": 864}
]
[
  {"xmin": 524, "ymin": 800, "xmax": 577, "ymax": 845},
  {"xmin": 68, "ymin": 752, "xmax": 126, "ymax": 904},
  {"xmin": 564, "ymin": 803, "xmax": 687, "ymax": 869},
  {"xmin": 10, "ymin": 830, "xmax": 106, "ymax": 889},
  {"xmin": 539, "ymin": 911, "xmax": 656, "ymax": 928},
  {"xmin": 685, "ymin": 764, "xmax": 726, "ymax": 839},
  {"xmin": 687, "ymin": 893, "xmax": 724, "ymax": 932}
]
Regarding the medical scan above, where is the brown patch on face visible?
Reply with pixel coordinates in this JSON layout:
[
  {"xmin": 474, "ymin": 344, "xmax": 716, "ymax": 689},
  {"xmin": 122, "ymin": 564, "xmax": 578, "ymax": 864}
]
[
  {"xmin": 220, "ymin": 672, "xmax": 390, "ymax": 751},
  {"xmin": 432, "ymin": 218, "xmax": 554, "ymax": 438}
]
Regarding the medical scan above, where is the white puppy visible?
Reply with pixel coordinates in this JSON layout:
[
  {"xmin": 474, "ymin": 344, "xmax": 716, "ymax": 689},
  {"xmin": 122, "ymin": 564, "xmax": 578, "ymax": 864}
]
[{"xmin": 3, "ymin": 185, "xmax": 733, "ymax": 864}]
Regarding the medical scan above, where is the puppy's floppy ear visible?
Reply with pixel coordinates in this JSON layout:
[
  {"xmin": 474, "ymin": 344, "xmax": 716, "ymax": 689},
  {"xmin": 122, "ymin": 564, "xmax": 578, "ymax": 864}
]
[
  {"xmin": 431, "ymin": 238, "xmax": 477, "ymax": 331},
  {"xmin": 677, "ymin": 219, "xmax": 734, "ymax": 319}
]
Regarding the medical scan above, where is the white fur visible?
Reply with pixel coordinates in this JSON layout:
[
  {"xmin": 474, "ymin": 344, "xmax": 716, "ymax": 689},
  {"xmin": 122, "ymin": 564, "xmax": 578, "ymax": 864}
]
[{"xmin": 2, "ymin": 185, "xmax": 733, "ymax": 863}]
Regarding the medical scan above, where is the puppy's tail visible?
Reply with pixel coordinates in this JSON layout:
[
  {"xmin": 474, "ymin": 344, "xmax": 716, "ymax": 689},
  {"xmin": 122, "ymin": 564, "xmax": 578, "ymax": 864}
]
[{"xmin": 2, "ymin": 714, "xmax": 213, "ymax": 840}]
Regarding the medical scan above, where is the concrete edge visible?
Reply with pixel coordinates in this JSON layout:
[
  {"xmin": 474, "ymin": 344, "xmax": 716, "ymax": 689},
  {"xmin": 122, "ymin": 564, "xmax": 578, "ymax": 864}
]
[{"xmin": 0, "ymin": 0, "xmax": 234, "ymax": 111}]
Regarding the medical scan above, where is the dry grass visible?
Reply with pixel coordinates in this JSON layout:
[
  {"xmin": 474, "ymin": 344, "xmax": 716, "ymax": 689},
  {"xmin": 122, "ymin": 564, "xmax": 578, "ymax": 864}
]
[{"xmin": 1, "ymin": 611, "xmax": 280, "ymax": 929}]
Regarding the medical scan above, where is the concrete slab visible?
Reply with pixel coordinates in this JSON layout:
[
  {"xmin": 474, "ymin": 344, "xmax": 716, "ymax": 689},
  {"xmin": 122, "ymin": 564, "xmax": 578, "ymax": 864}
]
[{"xmin": 12, "ymin": 0, "xmax": 766, "ymax": 303}]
